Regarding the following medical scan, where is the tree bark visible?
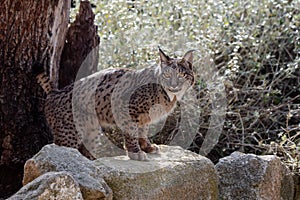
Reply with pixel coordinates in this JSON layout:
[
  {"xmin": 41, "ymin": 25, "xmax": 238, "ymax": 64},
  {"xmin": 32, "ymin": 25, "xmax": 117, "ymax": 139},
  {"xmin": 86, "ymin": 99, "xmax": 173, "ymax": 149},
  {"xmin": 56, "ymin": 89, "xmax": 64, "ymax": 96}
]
[
  {"xmin": 0, "ymin": 0, "xmax": 70, "ymax": 197},
  {"xmin": 59, "ymin": 1, "xmax": 100, "ymax": 88}
]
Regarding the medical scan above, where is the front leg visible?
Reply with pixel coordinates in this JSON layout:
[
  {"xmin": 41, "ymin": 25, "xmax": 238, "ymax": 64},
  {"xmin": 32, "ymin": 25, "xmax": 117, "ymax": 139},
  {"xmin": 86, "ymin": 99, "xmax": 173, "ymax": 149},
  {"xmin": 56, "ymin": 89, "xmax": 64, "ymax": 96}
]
[
  {"xmin": 124, "ymin": 132, "xmax": 148, "ymax": 161},
  {"xmin": 139, "ymin": 138, "xmax": 160, "ymax": 154},
  {"xmin": 138, "ymin": 126, "xmax": 160, "ymax": 154}
]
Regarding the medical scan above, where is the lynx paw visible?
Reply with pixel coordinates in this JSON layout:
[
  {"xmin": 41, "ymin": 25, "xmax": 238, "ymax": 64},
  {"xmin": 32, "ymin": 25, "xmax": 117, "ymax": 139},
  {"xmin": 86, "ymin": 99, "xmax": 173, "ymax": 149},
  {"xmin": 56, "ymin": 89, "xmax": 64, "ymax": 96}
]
[
  {"xmin": 127, "ymin": 151, "xmax": 148, "ymax": 161},
  {"xmin": 148, "ymin": 144, "xmax": 160, "ymax": 154}
]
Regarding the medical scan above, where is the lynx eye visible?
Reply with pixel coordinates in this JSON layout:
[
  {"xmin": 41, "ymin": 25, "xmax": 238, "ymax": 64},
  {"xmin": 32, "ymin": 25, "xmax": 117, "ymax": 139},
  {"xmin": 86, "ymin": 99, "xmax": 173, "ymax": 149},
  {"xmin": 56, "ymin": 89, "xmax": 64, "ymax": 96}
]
[
  {"xmin": 177, "ymin": 73, "xmax": 185, "ymax": 78},
  {"xmin": 163, "ymin": 72, "xmax": 171, "ymax": 78}
]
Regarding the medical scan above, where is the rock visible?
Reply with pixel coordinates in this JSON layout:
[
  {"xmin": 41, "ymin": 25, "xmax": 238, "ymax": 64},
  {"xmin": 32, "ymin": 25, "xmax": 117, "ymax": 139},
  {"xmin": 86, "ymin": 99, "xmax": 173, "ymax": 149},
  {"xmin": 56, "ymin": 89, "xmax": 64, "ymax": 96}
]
[
  {"xmin": 94, "ymin": 145, "xmax": 218, "ymax": 200},
  {"xmin": 293, "ymin": 175, "xmax": 300, "ymax": 200},
  {"xmin": 23, "ymin": 144, "xmax": 112, "ymax": 200},
  {"xmin": 20, "ymin": 144, "xmax": 218, "ymax": 200},
  {"xmin": 215, "ymin": 151, "xmax": 294, "ymax": 200},
  {"xmin": 8, "ymin": 171, "xmax": 83, "ymax": 200}
]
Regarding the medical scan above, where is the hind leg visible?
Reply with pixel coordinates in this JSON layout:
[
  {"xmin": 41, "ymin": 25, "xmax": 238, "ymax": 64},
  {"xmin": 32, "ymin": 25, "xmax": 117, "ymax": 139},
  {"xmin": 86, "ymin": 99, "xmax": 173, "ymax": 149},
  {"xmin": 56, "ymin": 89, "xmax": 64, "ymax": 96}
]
[{"xmin": 78, "ymin": 143, "xmax": 96, "ymax": 160}]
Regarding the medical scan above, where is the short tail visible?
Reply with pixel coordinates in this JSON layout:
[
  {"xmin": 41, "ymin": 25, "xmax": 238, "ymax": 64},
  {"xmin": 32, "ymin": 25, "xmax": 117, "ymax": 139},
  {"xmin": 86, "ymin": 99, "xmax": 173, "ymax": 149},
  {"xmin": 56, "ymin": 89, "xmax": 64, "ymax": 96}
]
[{"xmin": 36, "ymin": 73, "xmax": 53, "ymax": 94}]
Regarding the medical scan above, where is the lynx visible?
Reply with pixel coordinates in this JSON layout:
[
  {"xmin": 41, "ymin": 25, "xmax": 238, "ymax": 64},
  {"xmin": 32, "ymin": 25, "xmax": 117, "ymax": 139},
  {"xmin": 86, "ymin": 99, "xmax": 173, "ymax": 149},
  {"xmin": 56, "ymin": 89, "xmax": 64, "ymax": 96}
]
[{"xmin": 37, "ymin": 48, "xmax": 194, "ymax": 160}]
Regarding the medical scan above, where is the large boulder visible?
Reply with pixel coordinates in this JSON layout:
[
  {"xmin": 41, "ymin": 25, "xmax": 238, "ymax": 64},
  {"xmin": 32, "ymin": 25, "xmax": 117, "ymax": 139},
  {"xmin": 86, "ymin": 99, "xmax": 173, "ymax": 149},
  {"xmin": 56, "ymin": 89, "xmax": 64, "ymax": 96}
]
[
  {"xmin": 94, "ymin": 145, "xmax": 219, "ymax": 200},
  {"xmin": 23, "ymin": 144, "xmax": 112, "ymax": 200},
  {"xmin": 215, "ymin": 151, "xmax": 294, "ymax": 200},
  {"xmin": 8, "ymin": 171, "xmax": 83, "ymax": 200}
]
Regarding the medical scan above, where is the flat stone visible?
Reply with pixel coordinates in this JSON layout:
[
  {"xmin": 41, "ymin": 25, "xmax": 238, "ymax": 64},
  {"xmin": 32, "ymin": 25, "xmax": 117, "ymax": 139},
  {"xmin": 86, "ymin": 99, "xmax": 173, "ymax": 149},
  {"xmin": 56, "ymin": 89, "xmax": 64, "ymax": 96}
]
[{"xmin": 94, "ymin": 145, "xmax": 218, "ymax": 200}]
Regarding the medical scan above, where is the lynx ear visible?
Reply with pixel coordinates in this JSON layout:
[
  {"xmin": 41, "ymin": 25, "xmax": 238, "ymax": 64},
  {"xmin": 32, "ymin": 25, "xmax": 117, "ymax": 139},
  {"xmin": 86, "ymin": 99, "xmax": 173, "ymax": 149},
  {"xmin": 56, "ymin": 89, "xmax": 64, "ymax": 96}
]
[
  {"xmin": 159, "ymin": 47, "xmax": 170, "ymax": 64},
  {"xmin": 182, "ymin": 50, "xmax": 194, "ymax": 64}
]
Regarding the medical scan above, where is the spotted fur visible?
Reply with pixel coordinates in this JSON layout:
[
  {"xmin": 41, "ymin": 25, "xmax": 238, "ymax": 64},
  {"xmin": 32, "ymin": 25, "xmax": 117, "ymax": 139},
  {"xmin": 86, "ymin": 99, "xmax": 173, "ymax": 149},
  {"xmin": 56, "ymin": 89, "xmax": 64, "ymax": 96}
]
[
  {"xmin": 37, "ymin": 48, "xmax": 194, "ymax": 160},
  {"xmin": 36, "ymin": 73, "xmax": 53, "ymax": 94}
]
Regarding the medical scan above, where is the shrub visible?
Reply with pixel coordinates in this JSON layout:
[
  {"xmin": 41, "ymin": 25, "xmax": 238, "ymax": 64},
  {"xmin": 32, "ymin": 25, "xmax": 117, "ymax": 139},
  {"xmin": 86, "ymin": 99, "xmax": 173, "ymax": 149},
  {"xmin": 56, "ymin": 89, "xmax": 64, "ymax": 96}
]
[{"xmin": 72, "ymin": 0, "xmax": 299, "ymax": 174}]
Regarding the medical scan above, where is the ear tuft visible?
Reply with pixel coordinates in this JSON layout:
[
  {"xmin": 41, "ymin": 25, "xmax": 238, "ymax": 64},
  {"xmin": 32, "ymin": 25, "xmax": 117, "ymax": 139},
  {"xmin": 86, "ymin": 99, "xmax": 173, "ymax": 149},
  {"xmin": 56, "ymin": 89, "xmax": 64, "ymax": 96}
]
[
  {"xmin": 158, "ymin": 47, "xmax": 170, "ymax": 64},
  {"xmin": 182, "ymin": 50, "xmax": 194, "ymax": 64}
]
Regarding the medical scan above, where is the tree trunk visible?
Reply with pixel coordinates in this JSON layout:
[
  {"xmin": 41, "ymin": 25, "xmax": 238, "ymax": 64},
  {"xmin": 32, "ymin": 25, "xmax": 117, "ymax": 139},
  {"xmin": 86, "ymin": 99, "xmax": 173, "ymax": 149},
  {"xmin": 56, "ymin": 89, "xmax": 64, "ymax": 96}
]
[
  {"xmin": 59, "ymin": 1, "xmax": 100, "ymax": 88},
  {"xmin": 0, "ymin": 0, "xmax": 70, "ymax": 198}
]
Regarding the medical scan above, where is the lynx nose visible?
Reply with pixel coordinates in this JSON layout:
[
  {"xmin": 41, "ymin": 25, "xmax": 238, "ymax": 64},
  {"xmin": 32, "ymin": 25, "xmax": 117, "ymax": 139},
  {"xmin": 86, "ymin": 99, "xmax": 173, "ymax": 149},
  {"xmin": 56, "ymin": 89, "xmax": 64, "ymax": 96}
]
[
  {"xmin": 169, "ymin": 86, "xmax": 178, "ymax": 90},
  {"xmin": 168, "ymin": 86, "xmax": 181, "ymax": 93},
  {"xmin": 170, "ymin": 76, "xmax": 177, "ymax": 87}
]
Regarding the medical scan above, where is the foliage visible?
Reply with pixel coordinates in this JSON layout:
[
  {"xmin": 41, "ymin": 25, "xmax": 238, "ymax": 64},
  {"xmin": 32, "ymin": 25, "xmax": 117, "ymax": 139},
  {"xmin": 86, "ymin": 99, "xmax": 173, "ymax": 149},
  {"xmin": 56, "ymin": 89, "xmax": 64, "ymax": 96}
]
[
  {"xmin": 207, "ymin": 0, "xmax": 300, "ymax": 174},
  {"xmin": 72, "ymin": 0, "xmax": 300, "ymax": 174}
]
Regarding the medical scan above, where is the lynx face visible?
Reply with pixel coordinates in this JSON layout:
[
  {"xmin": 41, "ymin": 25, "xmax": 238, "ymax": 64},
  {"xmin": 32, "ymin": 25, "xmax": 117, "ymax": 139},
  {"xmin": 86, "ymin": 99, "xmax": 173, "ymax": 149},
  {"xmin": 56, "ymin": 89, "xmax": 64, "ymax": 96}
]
[{"xmin": 159, "ymin": 49, "xmax": 194, "ymax": 99}]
